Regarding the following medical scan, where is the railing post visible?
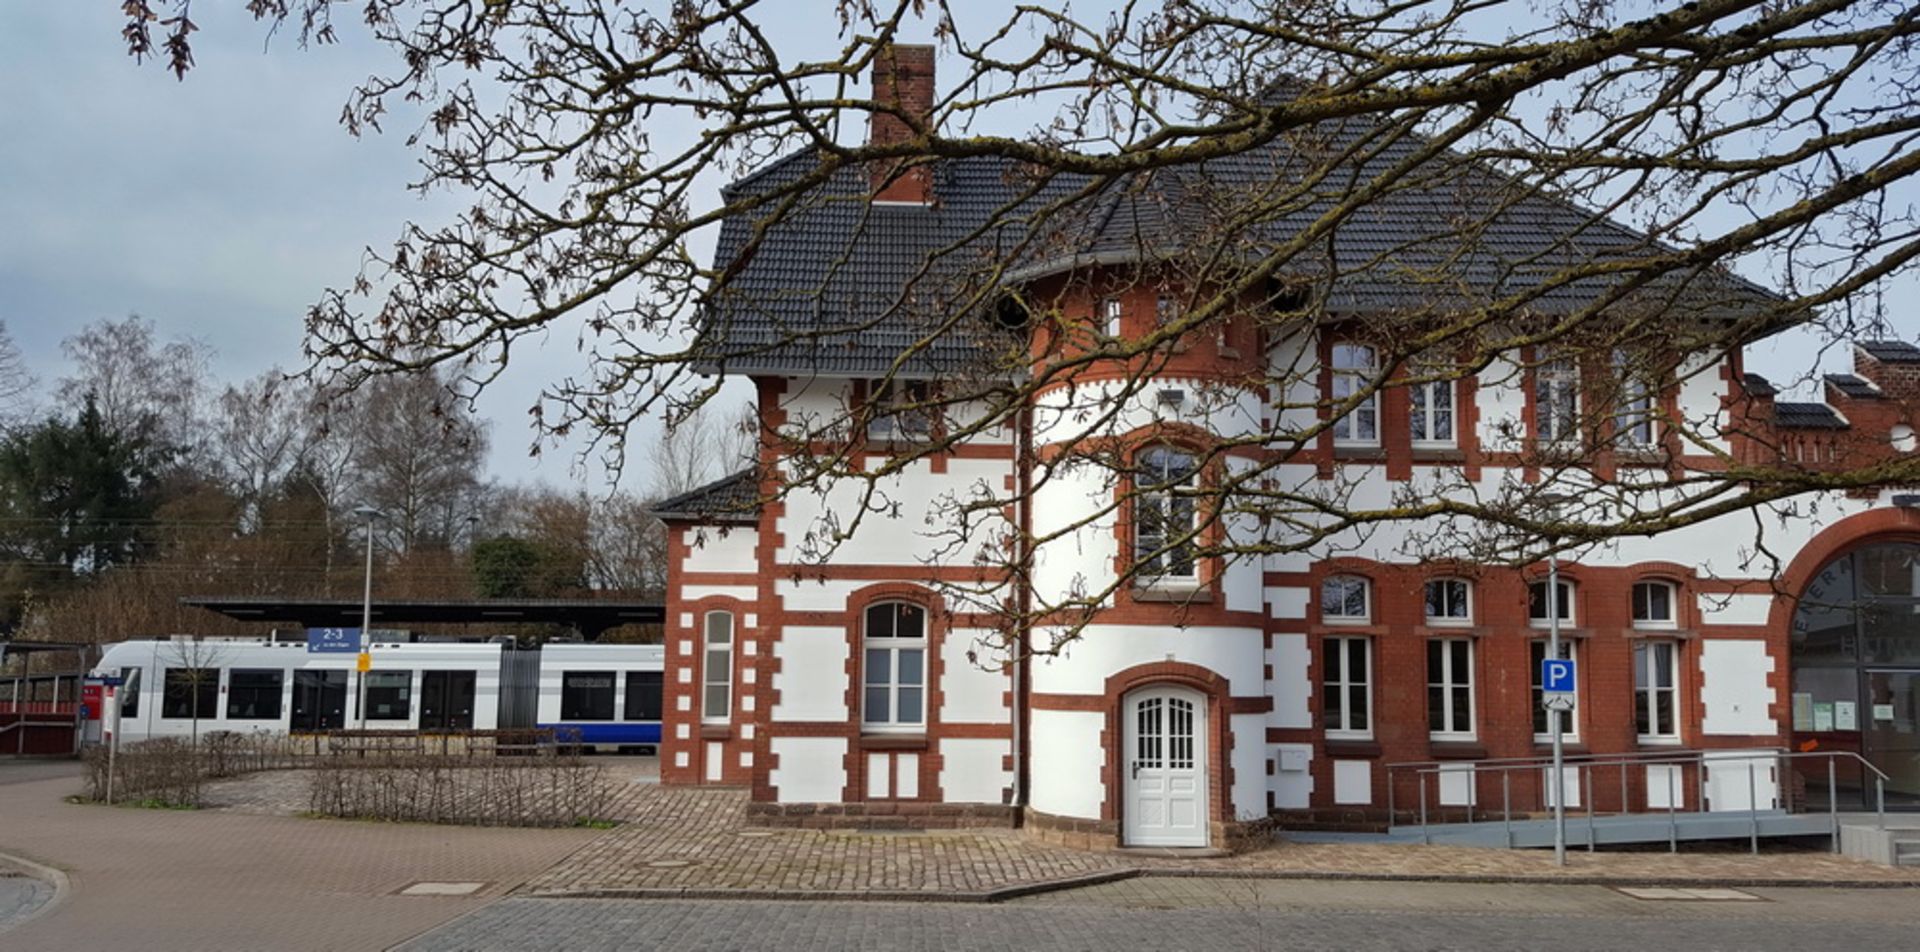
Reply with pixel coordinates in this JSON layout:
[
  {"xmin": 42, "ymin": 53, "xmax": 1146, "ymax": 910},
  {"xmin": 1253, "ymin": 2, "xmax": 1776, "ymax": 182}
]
[
  {"xmin": 1748, "ymin": 754, "xmax": 1760, "ymax": 855},
  {"xmin": 1828, "ymin": 758, "xmax": 1840, "ymax": 855},
  {"xmin": 1667, "ymin": 763, "xmax": 1678, "ymax": 853},
  {"xmin": 1877, "ymin": 776, "xmax": 1886, "ymax": 831},
  {"xmin": 1585, "ymin": 767, "xmax": 1596, "ymax": 852},
  {"xmin": 1387, "ymin": 766, "xmax": 1395, "ymax": 827},
  {"xmin": 1503, "ymin": 770, "xmax": 1512, "ymax": 849},
  {"xmin": 1697, "ymin": 752, "xmax": 1708, "ymax": 814},
  {"xmin": 1619, "ymin": 762, "xmax": 1628, "ymax": 818},
  {"xmin": 1420, "ymin": 773, "xmax": 1430, "ymax": 846}
]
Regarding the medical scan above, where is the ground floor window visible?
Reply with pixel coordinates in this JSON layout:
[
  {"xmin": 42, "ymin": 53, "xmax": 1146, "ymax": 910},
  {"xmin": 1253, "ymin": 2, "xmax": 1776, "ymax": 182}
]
[
  {"xmin": 1427, "ymin": 639, "xmax": 1475, "ymax": 738},
  {"xmin": 1322, "ymin": 635, "xmax": 1371, "ymax": 737},
  {"xmin": 561, "ymin": 670, "xmax": 616, "ymax": 721},
  {"xmin": 226, "ymin": 668, "xmax": 284, "ymax": 720},
  {"xmin": 1635, "ymin": 641, "xmax": 1680, "ymax": 741}
]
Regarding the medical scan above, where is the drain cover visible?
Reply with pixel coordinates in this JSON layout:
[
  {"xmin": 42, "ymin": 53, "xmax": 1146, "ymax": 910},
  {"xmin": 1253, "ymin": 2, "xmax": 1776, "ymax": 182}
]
[
  {"xmin": 1616, "ymin": 886, "xmax": 1760, "ymax": 901},
  {"xmin": 398, "ymin": 881, "xmax": 488, "ymax": 896}
]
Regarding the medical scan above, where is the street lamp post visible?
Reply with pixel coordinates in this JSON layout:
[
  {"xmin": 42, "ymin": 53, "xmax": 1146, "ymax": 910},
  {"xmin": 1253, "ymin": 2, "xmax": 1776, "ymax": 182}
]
[{"xmin": 354, "ymin": 505, "xmax": 383, "ymax": 732}]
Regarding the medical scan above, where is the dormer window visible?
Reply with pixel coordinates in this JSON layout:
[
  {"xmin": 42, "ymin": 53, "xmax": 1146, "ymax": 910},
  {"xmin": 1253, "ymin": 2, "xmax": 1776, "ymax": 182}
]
[
  {"xmin": 1331, "ymin": 344, "xmax": 1379, "ymax": 446},
  {"xmin": 867, "ymin": 379, "xmax": 933, "ymax": 442}
]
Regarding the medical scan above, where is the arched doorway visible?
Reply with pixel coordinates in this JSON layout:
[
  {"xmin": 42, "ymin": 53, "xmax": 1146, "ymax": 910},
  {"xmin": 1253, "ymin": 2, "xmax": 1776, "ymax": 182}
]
[
  {"xmin": 1122, "ymin": 685, "xmax": 1208, "ymax": 847},
  {"xmin": 1792, "ymin": 541, "xmax": 1920, "ymax": 807}
]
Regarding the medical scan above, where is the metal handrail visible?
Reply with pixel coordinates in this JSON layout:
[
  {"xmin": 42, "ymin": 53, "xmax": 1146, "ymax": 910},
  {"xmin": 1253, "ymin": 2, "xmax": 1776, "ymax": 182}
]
[{"xmin": 1388, "ymin": 747, "xmax": 1890, "ymax": 853}]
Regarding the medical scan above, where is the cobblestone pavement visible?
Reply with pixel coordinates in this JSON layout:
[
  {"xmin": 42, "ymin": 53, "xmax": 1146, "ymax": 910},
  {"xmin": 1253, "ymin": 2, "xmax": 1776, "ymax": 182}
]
[
  {"xmin": 401, "ymin": 880, "xmax": 1920, "ymax": 951},
  {"xmin": 523, "ymin": 785, "xmax": 1920, "ymax": 898},
  {"xmin": 0, "ymin": 760, "xmax": 598, "ymax": 951}
]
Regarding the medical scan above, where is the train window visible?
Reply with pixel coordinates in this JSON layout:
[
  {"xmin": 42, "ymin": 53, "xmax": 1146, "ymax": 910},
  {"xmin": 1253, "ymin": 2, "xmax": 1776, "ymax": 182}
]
[
  {"xmin": 561, "ymin": 671, "xmax": 616, "ymax": 721},
  {"xmin": 227, "ymin": 669, "xmax": 285, "ymax": 719},
  {"xmin": 161, "ymin": 668, "xmax": 219, "ymax": 720},
  {"xmin": 119, "ymin": 667, "xmax": 141, "ymax": 718},
  {"xmin": 624, "ymin": 671, "xmax": 663, "ymax": 721},
  {"xmin": 365, "ymin": 671, "xmax": 413, "ymax": 720}
]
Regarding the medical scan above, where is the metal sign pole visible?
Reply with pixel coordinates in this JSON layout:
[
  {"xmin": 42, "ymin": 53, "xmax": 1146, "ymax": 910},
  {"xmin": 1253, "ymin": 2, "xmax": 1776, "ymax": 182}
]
[
  {"xmin": 355, "ymin": 507, "xmax": 382, "ymax": 732},
  {"xmin": 1550, "ymin": 551, "xmax": 1566, "ymax": 867},
  {"xmin": 106, "ymin": 684, "xmax": 121, "ymax": 805}
]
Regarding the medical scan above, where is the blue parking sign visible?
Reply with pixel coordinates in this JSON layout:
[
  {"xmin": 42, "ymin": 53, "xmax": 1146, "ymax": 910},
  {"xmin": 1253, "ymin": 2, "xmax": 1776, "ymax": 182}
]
[
  {"xmin": 307, "ymin": 627, "xmax": 361, "ymax": 654},
  {"xmin": 1541, "ymin": 657, "xmax": 1576, "ymax": 694}
]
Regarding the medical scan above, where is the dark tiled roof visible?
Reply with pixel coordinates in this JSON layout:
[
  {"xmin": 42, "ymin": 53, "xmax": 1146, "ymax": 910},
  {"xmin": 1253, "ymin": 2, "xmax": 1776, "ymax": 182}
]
[
  {"xmin": 649, "ymin": 469, "xmax": 760, "ymax": 525},
  {"xmin": 699, "ymin": 85, "xmax": 1782, "ymax": 378},
  {"xmin": 1860, "ymin": 340, "xmax": 1920, "ymax": 364},
  {"xmin": 1741, "ymin": 372, "xmax": 1777, "ymax": 397},
  {"xmin": 1774, "ymin": 402, "xmax": 1847, "ymax": 429},
  {"xmin": 1825, "ymin": 373, "xmax": 1881, "ymax": 399}
]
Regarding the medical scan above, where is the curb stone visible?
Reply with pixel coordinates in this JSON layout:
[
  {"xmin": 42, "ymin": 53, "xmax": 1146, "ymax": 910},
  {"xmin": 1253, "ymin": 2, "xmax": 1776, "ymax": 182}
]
[{"xmin": 0, "ymin": 848, "xmax": 71, "ymax": 932}]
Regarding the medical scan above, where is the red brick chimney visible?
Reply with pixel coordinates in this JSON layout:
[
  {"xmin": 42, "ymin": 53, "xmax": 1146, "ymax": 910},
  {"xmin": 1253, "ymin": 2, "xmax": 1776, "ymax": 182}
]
[{"xmin": 868, "ymin": 44, "xmax": 936, "ymax": 205}]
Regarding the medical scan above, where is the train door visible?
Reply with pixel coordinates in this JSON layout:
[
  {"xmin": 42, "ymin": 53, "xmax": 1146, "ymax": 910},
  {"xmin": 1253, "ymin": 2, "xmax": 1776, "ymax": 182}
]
[
  {"xmin": 419, "ymin": 670, "xmax": 477, "ymax": 731},
  {"xmin": 291, "ymin": 669, "xmax": 347, "ymax": 731}
]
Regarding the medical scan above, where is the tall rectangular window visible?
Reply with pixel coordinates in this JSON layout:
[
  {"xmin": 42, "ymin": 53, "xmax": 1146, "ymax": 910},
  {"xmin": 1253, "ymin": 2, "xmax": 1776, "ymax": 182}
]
[
  {"xmin": 1614, "ymin": 350, "xmax": 1656, "ymax": 448},
  {"xmin": 1330, "ymin": 343, "xmax": 1379, "ymax": 445},
  {"xmin": 1134, "ymin": 447, "xmax": 1198, "ymax": 580},
  {"xmin": 1101, "ymin": 297, "xmax": 1123, "ymax": 336},
  {"xmin": 1529, "ymin": 641, "xmax": 1577, "ymax": 738},
  {"xmin": 1635, "ymin": 641, "xmax": 1680, "ymax": 741},
  {"xmin": 1536, "ymin": 357, "xmax": 1579, "ymax": 444},
  {"xmin": 1322, "ymin": 636, "xmax": 1372, "ymax": 737},
  {"xmin": 118, "ymin": 667, "xmax": 142, "ymax": 718},
  {"xmin": 624, "ymin": 671, "xmax": 664, "ymax": 721},
  {"xmin": 1410, "ymin": 372, "xmax": 1455, "ymax": 446},
  {"xmin": 364, "ymin": 670, "xmax": 413, "ymax": 720},
  {"xmin": 161, "ymin": 668, "xmax": 218, "ymax": 720},
  {"xmin": 702, "ymin": 612, "xmax": 734, "ymax": 724},
  {"xmin": 863, "ymin": 602, "xmax": 927, "ymax": 731},
  {"xmin": 226, "ymin": 668, "xmax": 284, "ymax": 720},
  {"xmin": 1426, "ymin": 639, "xmax": 1475, "ymax": 738}
]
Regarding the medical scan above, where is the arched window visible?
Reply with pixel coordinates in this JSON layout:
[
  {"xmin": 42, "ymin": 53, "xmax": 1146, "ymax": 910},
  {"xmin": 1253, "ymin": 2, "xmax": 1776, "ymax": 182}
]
[
  {"xmin": 1528, "ymin": 580, "xmax": 1575, "ymax": 626},
  {"xmin": 702, "ymin": 611, "xmax": 734, "ymax": 724},
  {"xmin": 1631, "ymin": 580, "xmax": 1679, "ymax": 629},
  {"xmin": 1330, "ymin": 343, "xmax": 1379, "ymax": 445},
  {"xmin": 1134, "ymin": 446, "xmax": 1198, "ymax": 580},
  {"xmin": 863, "ymin": 601, "xmax": 927, "ymax": 731},
  {"xmin": 1321, "ymin": 575, "xmax": 1370, "ymax": 623},
  {"xmin": 1424, "ymin": 578, "xmax": 1471, "ymax": 624}
]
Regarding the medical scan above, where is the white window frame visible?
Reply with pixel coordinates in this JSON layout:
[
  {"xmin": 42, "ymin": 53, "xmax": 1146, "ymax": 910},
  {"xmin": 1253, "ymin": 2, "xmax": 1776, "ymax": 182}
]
[
  {"xmin": 1427, "ymin": 637, "xmax": 1476, "ymax": 740},
  {"xmin": 1133, "ymin": 446, "xmax": 1199, "ymax": 582},
  {"xmin": 701, "ymin": 610, "xmax": 734, "ymax": 725},
  {"xmin": 1528, "ymin": 580, "xmax": 1576, "ymax": 628},
  {"xmin": 1613, "ymin": 350, "xmax": 1657, "ymax": 449},
  {"xmin": 1320, "ymin": 575, "xmax": 1370, "ymax": 624},
  {"xmin": 1530, "ymin": 639, "xmax": 1579, "ymax": 742},
  {"xmin": 1631, "ymin": 580, "xmax": 1679, "ymax": 630},
  {"xmin": 1322, "ymin": 635, "xmax": 1373, "ymax": 739},
  {"xmin": 862, "ymin": 601, "xmax": 928, "ymax": 733},
  {"xmin": 1635, "ymin": 640, "xmax": 1681, "ymax": 743},
  {"xmin": 867, "ymin": 379, "xmax": 933, "ymax": 442},
  {"xmin": 1409, "ymin": 370, "xmax": 1457, "ymax": 447},
  {"xmin": 1535, "ymin": 356, "xmax": 1580, "ymax": 445},
  {"xmin": 1101, "ymin": 297, "xmax": 1123, "ymax": 337},
  {"xmin": 1330, "ymin": 343, "xmax": 1380, "ymax": 446},
  {"xmin": 1424, "ymin": 578, "xmax": 1472, "ymax": 626}
]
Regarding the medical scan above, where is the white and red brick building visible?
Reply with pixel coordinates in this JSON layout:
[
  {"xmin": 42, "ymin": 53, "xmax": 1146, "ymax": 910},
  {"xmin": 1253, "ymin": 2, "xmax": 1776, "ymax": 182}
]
[{"xmin": 647, "ymin": 47, "xmax": 1920, "ymax": 849}]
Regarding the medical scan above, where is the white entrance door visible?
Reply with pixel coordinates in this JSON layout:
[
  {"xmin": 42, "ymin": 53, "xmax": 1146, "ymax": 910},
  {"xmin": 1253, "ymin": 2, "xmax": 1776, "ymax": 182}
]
[{"xmin": 1124, "ymin": 687, "xmax": 1208, "ymax": 847}]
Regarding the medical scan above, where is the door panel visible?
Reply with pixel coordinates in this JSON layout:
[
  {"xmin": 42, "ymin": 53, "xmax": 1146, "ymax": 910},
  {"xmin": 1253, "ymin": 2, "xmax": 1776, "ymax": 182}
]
[
  {"xmin": 291, "ymin": 670, "xmax": 347, "ymax": 732},
  {"xmin": 419, "ymin": 670, "xmax": 477, "ymax": 731},
  {"xmin": 1124, "ymin": 688, "xmax": 1207, "ymax": 847}
]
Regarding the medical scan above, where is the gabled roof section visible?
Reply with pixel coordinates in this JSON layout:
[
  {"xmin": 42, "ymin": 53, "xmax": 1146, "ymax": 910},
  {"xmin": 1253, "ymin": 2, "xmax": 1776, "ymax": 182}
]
[
  {"xmin": 1774, "ymin": 402, "xmax": 1847, "ymax": 429},
  {"xmin": 697, "ymin": 81, "xmax": 1784, "ymax": 379},
  {"xmin": 649, "ymin": 469, "xmax": 760, "ymax": 525},
  {"xmin": 1825, "ymin": 373, "xmax": 1882, "ymax": 399},
  {"xmin": 1860, "ymin": 340, "xmax": 1920, "ymax": 364}
]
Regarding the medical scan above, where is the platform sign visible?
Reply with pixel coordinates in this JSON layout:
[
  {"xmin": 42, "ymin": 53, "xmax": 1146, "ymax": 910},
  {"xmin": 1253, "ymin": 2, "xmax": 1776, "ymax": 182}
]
[
  {"xmin": 1541, "ymin": 657, "xmax": 1576, "ymax": 710},
  {"xmin": 308, "ymin": 627, "xmax": 361, "ymax": 654}
]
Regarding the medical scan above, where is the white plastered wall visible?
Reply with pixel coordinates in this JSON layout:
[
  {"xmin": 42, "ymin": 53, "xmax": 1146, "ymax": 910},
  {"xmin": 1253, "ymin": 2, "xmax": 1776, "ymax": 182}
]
[
  {"xmin": 771, "ymin": 626, "xmax": 849, "ymax": 722},
  {"xmin": 940, "ymin": 627, "xmax": 1011, "ymax": 724},
  {"xmin": 939, "ymin": 737, "xmax": 1013, "ymax": 803},
  {"xmin": 769, "ymin": 736, "xmax": 848, "ymax": 803},
  {"xmin": 1699, "ymin": 639, "xmax": 1778, "ymax": 736},
  {"xmin": 1028, "ymin": 709, "xmax": 1106, "ymax": 819}
]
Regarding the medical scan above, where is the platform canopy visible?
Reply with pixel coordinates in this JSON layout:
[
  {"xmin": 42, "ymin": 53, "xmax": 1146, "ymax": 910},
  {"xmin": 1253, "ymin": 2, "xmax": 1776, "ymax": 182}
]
[{"xmin": 180, "ymin": 597, "xmax": 664, "ymax": 641}]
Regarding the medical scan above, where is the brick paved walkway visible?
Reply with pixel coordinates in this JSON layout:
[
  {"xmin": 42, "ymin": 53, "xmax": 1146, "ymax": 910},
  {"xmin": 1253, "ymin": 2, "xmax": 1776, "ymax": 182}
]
[
  {"xmin": 523, "ymin": 785, "xmax": 1920, "ymax": 899},
  {"xmin": 0, "ymin": 761, "xmax": 598, "ymax": 951}
]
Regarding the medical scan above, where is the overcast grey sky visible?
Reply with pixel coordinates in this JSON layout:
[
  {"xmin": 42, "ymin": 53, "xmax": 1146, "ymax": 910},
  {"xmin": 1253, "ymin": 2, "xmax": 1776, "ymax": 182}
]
[{"xmin": 0, "ymin": 4, "xmax": 1906, "ymax": 489}]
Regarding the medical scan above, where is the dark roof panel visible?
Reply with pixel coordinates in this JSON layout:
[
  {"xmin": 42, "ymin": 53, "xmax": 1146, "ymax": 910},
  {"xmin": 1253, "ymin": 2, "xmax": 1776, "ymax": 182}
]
[
  {"xmin": 1825, "ymin": 373, "xmax": 1881, "ymax": 399},
  {"xmin": 1860, "ymin": 340, "xmax": 1920, "ymax": 364},
  {"xmin": 1773, "ymin": 402, "xmax": 1847, "ymax": 429},
  {"xmin": 1742, "ymin": 372, "xmax": 1777, "ymax": 397},
  {"xmin": 650, "ymin": 469, "xmax": 760, "ymax": 525}
]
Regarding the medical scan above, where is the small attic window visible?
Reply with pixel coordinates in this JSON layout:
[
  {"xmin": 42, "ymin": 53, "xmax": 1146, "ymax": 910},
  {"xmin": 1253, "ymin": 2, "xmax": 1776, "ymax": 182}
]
[{"xmin": 992, "ymin": 294, "xmax": 1030, "ymax": 333}]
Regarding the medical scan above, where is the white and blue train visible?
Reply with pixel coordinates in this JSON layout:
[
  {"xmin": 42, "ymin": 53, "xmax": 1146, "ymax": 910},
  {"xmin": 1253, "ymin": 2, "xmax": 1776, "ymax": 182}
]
[{"xmin": 91, "ymin": 636, "xmax": 664, "ymax": 749}]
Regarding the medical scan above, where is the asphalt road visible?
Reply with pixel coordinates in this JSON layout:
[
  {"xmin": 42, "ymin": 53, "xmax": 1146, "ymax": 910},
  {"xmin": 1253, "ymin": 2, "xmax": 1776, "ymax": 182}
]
[{"xmin": 401, "ymin": 879, "xmax": 1920, "ymax": 951}]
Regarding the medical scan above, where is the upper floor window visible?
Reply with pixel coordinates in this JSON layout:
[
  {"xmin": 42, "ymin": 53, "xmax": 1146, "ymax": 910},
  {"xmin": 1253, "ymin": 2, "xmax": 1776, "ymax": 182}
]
[
  {"xmin": 1410, "ymin": 365, "xmax": 1456, "ymax": 447},
  {"xmin": 1424, "ymin": 578, "xmax": 1471, "ymax": 625},
  {"xmin": 702, "ymin": 611, "xmax": 734, "ymax": 724},
  {"xmin": 867, "ymin": 379, "xmax": 933, "ymax": 442},
  {"xmin": 1134, "ymin": 446, "xmax": 1198, "ymax": 580},
  {"xmin": 1535, "ymin": 357, "xmax": 1580, "ymax": 444},
  {"xmin": 1330, "ymin": 343, "xmax": 1379, "ymax": 445},
  {"xmin": 1528, "ymin": 580, "xmax": 1575, "ymax": 626},
  {"xmin": 1101, "ymin": 297, "xmax": 1123, "ymax": 336},
  {"xmin": 863, "ymin": 601, "xmax": 927, "ymax": 731},
  {"xmin": 1322, "ymin": 635, "xmax": 1372, "ymax": 738},
  {"xmin": 1614, "ymin": 351, "xmax": 1656, "ymax": 448},
  {"xmin": 1632, "ymin": 580, "xmax": 1678, "ymax": 629},
  {"xmin": 1321, "ymin": 575, "xmax": 1370, "ymax": 624}
]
